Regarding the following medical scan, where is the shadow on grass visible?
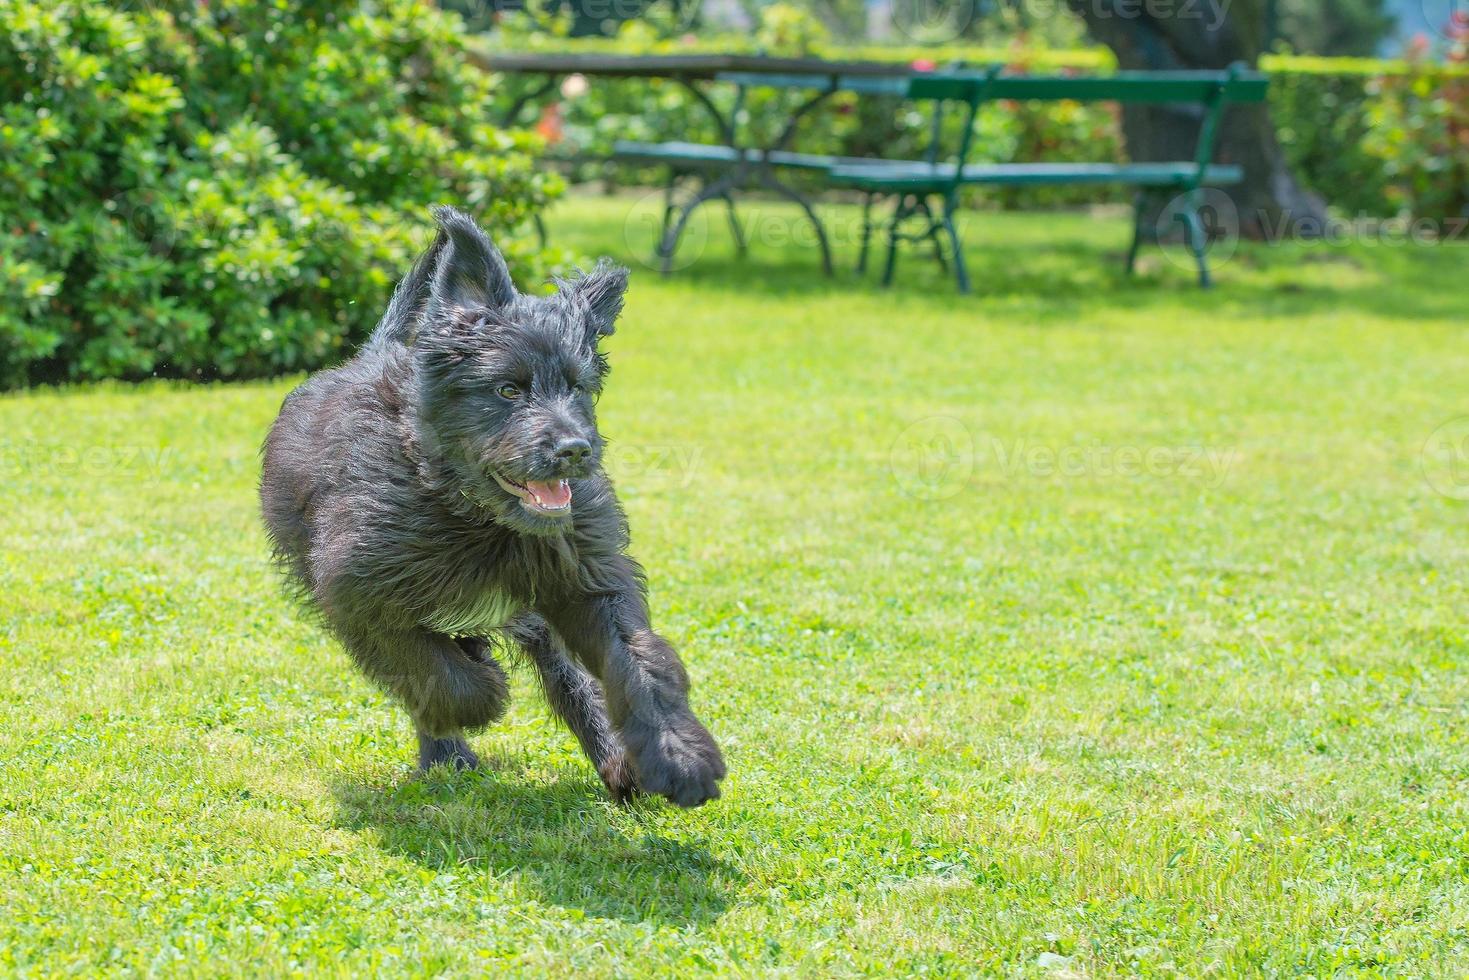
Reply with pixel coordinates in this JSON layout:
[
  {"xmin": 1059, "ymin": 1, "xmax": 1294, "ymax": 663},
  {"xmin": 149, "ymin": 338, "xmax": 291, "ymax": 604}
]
[
  {"xmin": 617, "ymin": 244, "xmax": 1469, "ymax": 324},
  {"xmin": 594, "ymin": 200, "xmax": 1469, "ymax": 324},
  {"xmin": 333, "ymin": 767, "xmax": 737, "ymax": 926}
]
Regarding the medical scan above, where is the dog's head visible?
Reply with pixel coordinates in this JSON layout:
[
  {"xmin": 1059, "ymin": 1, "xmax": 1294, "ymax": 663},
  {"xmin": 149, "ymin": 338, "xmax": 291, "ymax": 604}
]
[{"xmin": 407, "ymin": 207, "xmax": 627, "ymax": 536}]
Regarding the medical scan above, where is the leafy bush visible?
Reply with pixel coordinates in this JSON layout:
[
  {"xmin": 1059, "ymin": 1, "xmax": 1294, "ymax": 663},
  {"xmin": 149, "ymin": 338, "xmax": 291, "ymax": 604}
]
[
  {"xmin": 1363, "ymin": 18, "xmax": 1469, "ymax": 221},
  {"xmin": 1269, "ymin": 66, "xmax": 1395, "ymax": 217},
  {"xmin": 0, "ymin": 0, "xmax": 562, "ymax": 388}
]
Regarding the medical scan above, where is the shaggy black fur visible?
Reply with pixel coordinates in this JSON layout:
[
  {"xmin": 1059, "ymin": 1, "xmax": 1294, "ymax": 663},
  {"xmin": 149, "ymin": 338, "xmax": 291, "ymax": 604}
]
[{"xmin": 259, "ymin": 207, "xmax": 725, "ymax": 807}]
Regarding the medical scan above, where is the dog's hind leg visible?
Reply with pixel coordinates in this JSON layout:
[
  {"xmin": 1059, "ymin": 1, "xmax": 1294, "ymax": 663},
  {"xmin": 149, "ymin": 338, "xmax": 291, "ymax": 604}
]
[
  {"xmin": 506, "ymin": 613, "xmax": 638, "ymax": 802},
  {"xmin": 413, "ymin": 636, "xmax": 503, "ymax": 770},
  {"xmin": 333, "ymin": 623, "xmax": 510, "ymax": 772},
  {"xmin": 416, "ymin": 731, "xmax": 481, "ymax": 771}
]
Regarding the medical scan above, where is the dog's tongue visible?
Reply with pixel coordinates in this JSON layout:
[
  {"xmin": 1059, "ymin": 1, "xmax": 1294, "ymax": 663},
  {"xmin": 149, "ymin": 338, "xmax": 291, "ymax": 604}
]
[{"xmin": 525, "ymin": 479, "xmax": 571, "ymax": 508}]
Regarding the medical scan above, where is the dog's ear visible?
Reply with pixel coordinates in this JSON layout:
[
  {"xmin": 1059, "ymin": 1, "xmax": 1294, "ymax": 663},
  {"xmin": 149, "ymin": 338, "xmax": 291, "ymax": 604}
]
[
  {"xmin": 560, "ymin": 259, "xmax": 629, "ymax": 342},
  {"xmin": 427, "ymin": 206, "xmax": 516, "ymax": 321}
]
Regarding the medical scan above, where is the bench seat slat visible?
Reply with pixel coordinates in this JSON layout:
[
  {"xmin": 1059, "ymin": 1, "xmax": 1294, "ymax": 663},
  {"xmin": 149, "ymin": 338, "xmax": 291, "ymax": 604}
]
[
  {"xmin": 828, "ymin": 161, "xmax": 1245, "ymax": 189},
  {"xmin": 611, "ymin": 140, "xmax": 868, "ymax": 171},
  {"xmin": 714, "ymin": 71, "xmax": 836, "ymax": 91},
  {"xmin": 614, "ymin": 143, "xmax": 1245, "ymax": 189}
]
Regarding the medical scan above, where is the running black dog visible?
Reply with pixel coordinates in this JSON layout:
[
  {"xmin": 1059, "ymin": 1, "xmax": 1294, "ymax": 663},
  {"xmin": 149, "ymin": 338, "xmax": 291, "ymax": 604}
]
[{"xmin": 259, "ymin": 207, "xmax": 725, "ymax": 807}]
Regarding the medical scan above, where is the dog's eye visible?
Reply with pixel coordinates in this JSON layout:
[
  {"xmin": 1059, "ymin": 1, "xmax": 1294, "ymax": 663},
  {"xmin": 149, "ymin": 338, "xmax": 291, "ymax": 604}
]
[{"xmin": 496, "ymin": 384, "xmax": 522, "ymax": 400}]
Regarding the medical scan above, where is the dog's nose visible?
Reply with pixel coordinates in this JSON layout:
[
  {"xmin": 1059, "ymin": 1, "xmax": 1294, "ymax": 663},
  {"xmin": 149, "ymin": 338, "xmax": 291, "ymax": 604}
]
[{"xmin": 554, "ymin": 437, "xmax": 592, "ymax": 464}]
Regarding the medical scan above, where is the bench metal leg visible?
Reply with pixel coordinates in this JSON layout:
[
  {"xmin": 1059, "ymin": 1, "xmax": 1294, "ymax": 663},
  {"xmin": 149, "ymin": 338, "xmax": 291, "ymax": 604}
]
[
  {"xmin": 1125, "ymin": 191, "xmax": 1152, "ymax": 276},
  {"xmin": 1128, "ymin": 189, "xmax": 1212, "ymax": 288},
  {"xmin": 914, "ymin": 197, "xmax": 948, "ymax": 274},
  {"xmin": 659, "ymin": 172, "xmax": 738, "ymax": 273},
  {"xmin": 881, "ymin": 194, "xmax": 908, "ymax": 288},
  {"xmin": 857, "ymin": 193, "xmax": 875, "ymax": 274},
  {"xmin": 660, "ymin": 174, "xmax": 678, "ymax": 242},
  {"xmin": 759, "ymin": 169, "xmax": 833, "ymax": 277},
  {"xmin": 722, "ymin": 193, "xmax": 747, "ymax": 256},
  {"xmin": 878, "ymin": 193, "xmax": 963, "ymax": 290},
  {"xmin": 941, "ymin": 197, "xmax": 969, "ymax": 295},
  {"xmin": 1174, "ymin": 194, "xmax": 1213, "ymax": 289}
]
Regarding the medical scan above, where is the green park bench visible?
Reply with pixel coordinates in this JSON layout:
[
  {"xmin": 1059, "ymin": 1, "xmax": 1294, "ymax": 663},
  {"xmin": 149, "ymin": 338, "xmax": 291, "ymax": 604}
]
[{"xmin": 830, "ymin": 64, "xmax": 1270, "ymax": 291}]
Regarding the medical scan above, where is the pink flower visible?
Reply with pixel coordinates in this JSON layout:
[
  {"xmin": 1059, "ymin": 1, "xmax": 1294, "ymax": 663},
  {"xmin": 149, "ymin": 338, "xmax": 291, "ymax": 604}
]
[{"xmin": 560, "ymin": 74, "xmax": 588, "ymax": 99}]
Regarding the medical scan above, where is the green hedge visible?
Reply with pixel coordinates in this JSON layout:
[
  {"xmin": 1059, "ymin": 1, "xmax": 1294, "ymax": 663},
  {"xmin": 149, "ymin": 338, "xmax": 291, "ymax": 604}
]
[
  {"xmin": 482, "ymin": 11, "xmax": 1469, "ymax": 221},
  {"xmin": 0, "ymin": 0, "xmax": 563, "ymax": 388}
]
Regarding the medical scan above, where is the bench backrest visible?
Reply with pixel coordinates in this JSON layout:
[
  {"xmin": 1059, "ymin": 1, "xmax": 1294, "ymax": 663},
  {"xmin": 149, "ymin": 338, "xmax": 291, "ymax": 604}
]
[
  {"xmin": 984, "ymin": 70, "xmax": 1266, "ymax": 104},
  {"xmin": 868, "ymin": 62, "xmax": 1266, "ymax": 195},
  {"xmin": 718, "ymin": 65, "xmax": 1269, "ymax": 103}
]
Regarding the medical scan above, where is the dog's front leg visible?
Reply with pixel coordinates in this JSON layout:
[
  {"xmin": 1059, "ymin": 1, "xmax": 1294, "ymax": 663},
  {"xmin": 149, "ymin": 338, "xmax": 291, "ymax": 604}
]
[
  {"xmin": 506, "ymin": 612, "xmax": 639, "ymax": 803},
  {"xmin": 539, "ymin": 589, "xmax": 725, "ymax": 807}
]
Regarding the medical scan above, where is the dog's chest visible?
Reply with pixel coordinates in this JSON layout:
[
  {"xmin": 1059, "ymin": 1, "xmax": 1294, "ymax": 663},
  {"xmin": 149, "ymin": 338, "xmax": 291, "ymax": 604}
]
[{"xmin": 423, "ymin": 587, "xmax": 518, "ymax": 638}]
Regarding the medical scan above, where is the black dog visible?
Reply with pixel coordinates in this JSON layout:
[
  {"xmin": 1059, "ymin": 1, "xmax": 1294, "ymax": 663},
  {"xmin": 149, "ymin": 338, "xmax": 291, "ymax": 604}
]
[{"xmin": 259, "ymin": 207, "xmax": 725, "ymax": 807}]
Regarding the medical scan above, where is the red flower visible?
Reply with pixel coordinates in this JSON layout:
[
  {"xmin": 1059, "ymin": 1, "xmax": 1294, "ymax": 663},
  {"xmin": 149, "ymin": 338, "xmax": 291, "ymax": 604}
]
[{"xmin": 535, "ymin": 104, "xmax": 563, "ymax": 145}]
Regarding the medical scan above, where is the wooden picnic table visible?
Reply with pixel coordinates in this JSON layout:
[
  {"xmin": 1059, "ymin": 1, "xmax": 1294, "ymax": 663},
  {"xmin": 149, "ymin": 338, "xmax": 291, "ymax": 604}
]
[
  {"xmin": 474, "ymin": 51, "xmax": 923, "ymax": 274},
  {"xmin": 470, "ymin": 51, "xmax": 916, "ymax": 85}
]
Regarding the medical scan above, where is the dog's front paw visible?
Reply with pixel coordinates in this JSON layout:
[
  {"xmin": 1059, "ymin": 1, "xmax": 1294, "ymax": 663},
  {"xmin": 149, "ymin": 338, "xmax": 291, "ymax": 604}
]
[{"xmin": 621, "ymin": 712, "xmax": 726, "ymax": 808}]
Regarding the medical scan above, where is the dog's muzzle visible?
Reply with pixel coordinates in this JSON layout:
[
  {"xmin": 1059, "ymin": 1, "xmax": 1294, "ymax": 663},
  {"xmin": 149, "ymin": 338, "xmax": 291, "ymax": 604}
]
[{"xmin": 492, "ymin": 472, "xmax": 573, "ymax": 516}]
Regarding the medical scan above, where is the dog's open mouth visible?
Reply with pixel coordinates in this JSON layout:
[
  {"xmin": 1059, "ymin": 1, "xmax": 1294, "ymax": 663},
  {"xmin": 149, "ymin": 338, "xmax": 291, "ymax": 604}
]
[{"xmin": 492, "ymin": 473, "xmax": 572, "ymax": 516}]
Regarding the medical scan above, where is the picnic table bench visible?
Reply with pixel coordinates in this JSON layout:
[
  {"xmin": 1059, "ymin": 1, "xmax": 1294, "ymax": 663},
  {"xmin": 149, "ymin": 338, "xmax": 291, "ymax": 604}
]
[{"xmin": 478, "ymin": 52, "xmax": 1268, "ymax": 290}]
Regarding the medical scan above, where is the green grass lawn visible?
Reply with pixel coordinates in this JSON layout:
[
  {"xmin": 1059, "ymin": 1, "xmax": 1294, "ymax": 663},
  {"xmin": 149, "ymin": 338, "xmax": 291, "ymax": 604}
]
[{"xmin": 2, "ymin": 194, "xmax": 1467, "ymax": 976}]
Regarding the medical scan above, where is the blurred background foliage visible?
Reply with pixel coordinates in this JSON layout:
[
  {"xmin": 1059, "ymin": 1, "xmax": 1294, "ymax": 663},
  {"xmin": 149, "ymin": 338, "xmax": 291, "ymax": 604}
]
[
  {"xmin": 2, "ymin": 0, "xmax": 1464, "ymax": 387},
  {"xmin": 483, "ymin": 3, "xmax": 1468, "ymax": 222},
  {"xmin": 453, "ymin": 0, "xmax": 1405, "ymax": 55},
  {"xmin": 0, "ymin": 0, "xmax": 563, "ymax": 387}
]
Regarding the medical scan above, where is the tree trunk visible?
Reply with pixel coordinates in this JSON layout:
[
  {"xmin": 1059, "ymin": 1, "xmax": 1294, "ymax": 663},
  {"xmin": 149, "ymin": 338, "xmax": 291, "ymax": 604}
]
[{"xmin": 1065, "ymin": 0, "xmax": 1326, "ymax": 240}]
